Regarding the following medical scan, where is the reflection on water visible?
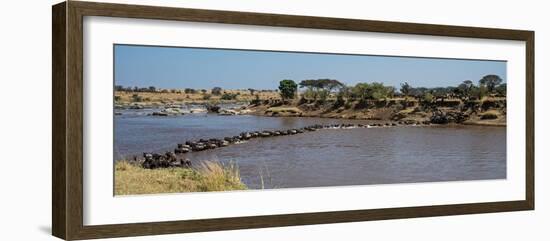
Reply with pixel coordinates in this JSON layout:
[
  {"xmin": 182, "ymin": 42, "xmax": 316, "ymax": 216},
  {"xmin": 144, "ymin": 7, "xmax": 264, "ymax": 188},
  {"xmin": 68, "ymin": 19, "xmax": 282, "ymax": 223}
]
[{"xmin": 115, "ymin": 110, "xmax": 506, "ymax": 189}]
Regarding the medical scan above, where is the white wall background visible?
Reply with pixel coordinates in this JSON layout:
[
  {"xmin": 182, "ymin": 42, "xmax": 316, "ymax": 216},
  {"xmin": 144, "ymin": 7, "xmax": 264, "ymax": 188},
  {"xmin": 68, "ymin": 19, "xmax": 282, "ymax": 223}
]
[{"xmin": 0, "ymin": 0, "xmax": 547, "ymax": 240}]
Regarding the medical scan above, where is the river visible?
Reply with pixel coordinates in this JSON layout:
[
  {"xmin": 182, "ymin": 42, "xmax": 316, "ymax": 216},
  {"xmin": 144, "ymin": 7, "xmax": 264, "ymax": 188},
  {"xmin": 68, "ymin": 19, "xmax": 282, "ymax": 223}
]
[{"xmin": 114, "ymin": 108, "xmax": 506, "ymax": 189}]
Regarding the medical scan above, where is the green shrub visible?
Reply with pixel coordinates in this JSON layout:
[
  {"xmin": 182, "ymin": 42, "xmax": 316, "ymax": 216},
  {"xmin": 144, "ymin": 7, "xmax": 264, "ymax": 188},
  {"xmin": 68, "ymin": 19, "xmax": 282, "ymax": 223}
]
[
  {"xmin": 131, "ymin": 94, "xmax": 142, "ymax": 102},
  {"xmin": 221, "ymin": 93, "xmax": 238, "ymax": 100},
  {"xmin": 423, "ymin": 93, "xmax": 434, "ymax": 102},
  {"xmin": 344, "ymin": 101, "xmax": 353, "ymax": 109}
]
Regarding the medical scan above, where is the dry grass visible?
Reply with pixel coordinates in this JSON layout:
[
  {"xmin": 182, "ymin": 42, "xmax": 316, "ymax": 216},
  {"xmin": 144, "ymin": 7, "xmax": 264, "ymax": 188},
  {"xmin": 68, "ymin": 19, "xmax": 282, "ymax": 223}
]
[
  {"xmin": 480, "ymin": 110, "xmax": 500, "ymax": 120},
  {"xmin": 115, "ymin": 90, "xmax": 280, "ymax": 104},
  {"xmin": 114, "ymin": 160, "xmax": 247, "ymax": 195},
  {"xmin": 397, "ymin": 108, "xmax": 415, "ymax": 114},
  {"xmin": 266, "ymin": 107, "xmax": 302, "ymax": 114}
]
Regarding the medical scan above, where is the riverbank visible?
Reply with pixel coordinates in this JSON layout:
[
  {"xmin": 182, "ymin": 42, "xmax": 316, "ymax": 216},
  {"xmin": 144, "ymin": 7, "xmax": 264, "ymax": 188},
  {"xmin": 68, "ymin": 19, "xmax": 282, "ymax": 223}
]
[
  {"xmin": 245, "ymin": 97, "xmax": 506, "ymax": 126},
  {"xmin": 114, "ymin": 160, "xmax": 246, "ymax": 195},
  {"xmin": 115, "ymin": 89, "xmax": 278, "ymax": 105},
  {"xmin": 114, "ymin": 90, "xmax": 506, "ymax": 126}
]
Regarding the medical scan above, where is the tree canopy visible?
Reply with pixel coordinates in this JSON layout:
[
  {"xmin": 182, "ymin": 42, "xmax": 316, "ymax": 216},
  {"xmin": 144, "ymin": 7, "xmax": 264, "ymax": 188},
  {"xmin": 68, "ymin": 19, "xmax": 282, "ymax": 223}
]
[
  {"xmin": 479, "ymin": 74, "xmax": 503, "ymax": 92},
  {"xmin": 299, "ymin": 79, "xmax": 344, "ymax": 91},
  {"xmin": 400, "ymin": 82, "xmax": 411, "ymax": 96},
  {"xmin": 350, "ymin": 82, "xmax": 394, "ymax": 100},
  {"xmin": 278, "ymin": 79, "xmax": 298, "ymax": 100},
  {"xmin": 211, "ymin": 87, "xmax": 222, "ymax": 96}
]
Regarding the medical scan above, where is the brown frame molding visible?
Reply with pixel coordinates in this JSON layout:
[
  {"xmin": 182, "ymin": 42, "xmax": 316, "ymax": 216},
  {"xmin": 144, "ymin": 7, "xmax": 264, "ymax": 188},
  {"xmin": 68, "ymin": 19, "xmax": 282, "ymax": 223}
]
[{"xmin": 52, "ymin": 1, "xmax": 535, "ymax": 240}]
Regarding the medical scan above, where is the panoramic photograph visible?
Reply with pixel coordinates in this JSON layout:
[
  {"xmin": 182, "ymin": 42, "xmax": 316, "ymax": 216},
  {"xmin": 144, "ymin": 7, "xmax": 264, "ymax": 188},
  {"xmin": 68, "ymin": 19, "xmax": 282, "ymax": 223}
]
[{"xmin": 113, "ymin": 44, "xmax": 507, "ymax": 195}]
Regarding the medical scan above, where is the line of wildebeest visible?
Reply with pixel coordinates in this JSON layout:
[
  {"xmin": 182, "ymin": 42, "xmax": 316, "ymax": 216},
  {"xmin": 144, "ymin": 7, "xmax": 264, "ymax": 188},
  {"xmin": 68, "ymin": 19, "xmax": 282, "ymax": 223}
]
[{"xmin": 135, "ymin": 120, "xmax": 431, "ymax": 169}]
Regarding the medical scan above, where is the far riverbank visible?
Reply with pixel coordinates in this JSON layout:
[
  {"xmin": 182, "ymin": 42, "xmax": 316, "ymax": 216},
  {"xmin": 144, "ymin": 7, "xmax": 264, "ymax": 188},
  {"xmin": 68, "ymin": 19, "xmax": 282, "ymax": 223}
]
[{"xmin": 115, "ymin": 90, "xmax": 506, "ymax": 127}]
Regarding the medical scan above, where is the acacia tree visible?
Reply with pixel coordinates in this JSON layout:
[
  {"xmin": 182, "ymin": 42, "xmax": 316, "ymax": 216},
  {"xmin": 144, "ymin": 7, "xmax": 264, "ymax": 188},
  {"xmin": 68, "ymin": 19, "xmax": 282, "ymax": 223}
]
[
  {"xmin": 369, "ymin": 82, "xmax": 391, "ymax": 100},
  {"xmin": 495, "ymin": 83, "xmax": 507, "ymax": 96},
  {"xmin": 299, "ymin": 79, "xmax": 322, "ymax": 100},
  {"xmin": 352, "ymin": 83, "xmax": 370, "ymax": 100},
  {"xmin": 248, "ymin": 88, "xmax": 256, "ymax": 95},
  {"xmin": 350, "ymin": 82, "xmax": 393, "ymax": 103},
  {"xmin": 299, "ymin": 79, "xmax": 344, "ymax": 100},
  {"xmin": 323, "ymin": 79, "xmax": 345, "ymax": 92},
  {"xmin": 278, "ymin": 79, "xmax": 297, "ymax": 100},
  {"xmin": 211, "ymin": 87, "xmax": 222, "ymax": 95},
  {"xmin": 479, "ymin": 74, "xmax": 503, "ymax": 93},
  {"xmin": 400, "ymin": 82, "xmax": 411, "ymax": 97},
  {"xmin": 456, "ymin": 80, "xmax": 474, "ymax": 100}
]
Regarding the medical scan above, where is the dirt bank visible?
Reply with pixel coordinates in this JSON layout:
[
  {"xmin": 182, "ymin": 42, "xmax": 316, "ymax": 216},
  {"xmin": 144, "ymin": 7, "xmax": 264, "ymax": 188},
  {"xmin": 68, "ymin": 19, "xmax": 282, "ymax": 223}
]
[{"xmin": 246, "ymin": 97, "xmax": 506, "ymax": 126}]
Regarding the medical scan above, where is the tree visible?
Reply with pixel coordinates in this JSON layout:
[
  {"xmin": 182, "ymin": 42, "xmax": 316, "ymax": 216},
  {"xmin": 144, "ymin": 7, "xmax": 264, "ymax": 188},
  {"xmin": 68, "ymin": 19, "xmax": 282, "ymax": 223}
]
[
  {"xmin": 400, "ymin": 82, "xmax": 411, "ymax": 97},
  {"xmin": 278, "ymin": 79, "xmax": 297, "ymax": 100},
  {"xmin": 148, "ymin": 86, "xmax": 156, "ymax": 92},
  {"xmin": 479, "ymin": 74, "xmax": 503, "ymax": 93},
  {"xmin": 457, "ymin": 80, "xmax": 474, "ymax": 100},
  {"xmin": 423, "ymin": 92, "xmax": 434, "ymax": 102},
  {"xmin": 317, "ymin": 89, "xmax": 330, "ymax": 103},
  {"xmin": 184, "ymin": 88, "xmax": 196, "ymax": 94},
  {"xmin": 470, "ymin": 85, "xmax": 487, "ymax": 100},
  {"xmin": 221, "ymin": 93, "xmax": 238, "ymax": 100},
  {"xmin": 385, "ymin": 86, "xmax": 396, "ymax": 99},
  {"xmin": 115, "ymin": 85, "xmax": 124, "ymax": 91},
  {"xmin": 352, "ymin": 83, "xmax": 371, "ymax": 100},
  {"xmin": 339, "ymin": 86, "xmax": 352, "ymax": 98},
  {"xmin": 369, "ymin": 82, "xmax": 390, "ymax": 100},
  {"xmin": 495, "ymin": 83, "xmax": 507, "ymax": 96},
  {"xmin": 323, "ymin": 79, "xmax": 345, "ymax": 92},
  {"xmin": 211, "ymin": 87, "xmax": 222, "ymax": 95},
  {"xmin": 131, "ymin": 94, "xmax": 142, "ymax": 102},
  {"xmin": 350, "ymin": 82, "xmax": 392, "ymax": 101},
  {"xmin": 430, "ymin": 87, "xmax": 454, "ymax": 101},
  {"xmin": 299, "ymin": 79, "xmax": 344, "ymax": 100},
  {"xmin": 299, "ymin": 79, "xmax": 321, "ymax": 100},
  {"xmin": 248, "ymin": 88, "xmax": 256, "ymax": 95},
  {"xmin": 334, "ymin": 89, "xmax": 346, "ymax": 108}
]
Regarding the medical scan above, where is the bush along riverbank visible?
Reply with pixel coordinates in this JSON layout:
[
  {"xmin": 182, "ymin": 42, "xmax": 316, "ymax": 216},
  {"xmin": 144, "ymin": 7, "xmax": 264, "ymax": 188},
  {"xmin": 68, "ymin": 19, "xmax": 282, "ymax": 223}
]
[
  {"xmin": 240, "ymin": 78, "xmax": 507, "ymax": 126},
  {"xmin": 114, "ymin": 77, "xmax": 506, "ymax": 126},
  {"xmin": 244, "ymin": 96, "xmax": 506, "ymax": 127},
  {"xmin": 114, "ymin": 160, "xmax": 246, "ymax": 195}
]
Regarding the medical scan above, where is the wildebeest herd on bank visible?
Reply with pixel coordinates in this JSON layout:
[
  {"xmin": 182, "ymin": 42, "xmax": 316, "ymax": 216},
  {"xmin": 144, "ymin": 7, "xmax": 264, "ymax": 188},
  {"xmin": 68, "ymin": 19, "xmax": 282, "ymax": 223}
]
[{"xmin": 135, "ymin": 120, "xmax": 431, "ymax": 170}]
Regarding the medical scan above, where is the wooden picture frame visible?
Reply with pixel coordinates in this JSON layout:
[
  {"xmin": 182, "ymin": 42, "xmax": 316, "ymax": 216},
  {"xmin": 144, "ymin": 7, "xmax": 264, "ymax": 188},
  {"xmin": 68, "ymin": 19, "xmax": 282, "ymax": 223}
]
[{"xmin": 52, "ymin": 1, "xmax": 534, "ymax": 240}]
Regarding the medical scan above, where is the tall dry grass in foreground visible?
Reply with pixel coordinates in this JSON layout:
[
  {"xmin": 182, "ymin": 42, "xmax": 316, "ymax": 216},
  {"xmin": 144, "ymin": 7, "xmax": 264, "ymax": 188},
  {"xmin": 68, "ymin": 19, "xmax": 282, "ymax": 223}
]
[{"xmin": 115, "ymin": 160, "xmax": 247, "ymax": 195}]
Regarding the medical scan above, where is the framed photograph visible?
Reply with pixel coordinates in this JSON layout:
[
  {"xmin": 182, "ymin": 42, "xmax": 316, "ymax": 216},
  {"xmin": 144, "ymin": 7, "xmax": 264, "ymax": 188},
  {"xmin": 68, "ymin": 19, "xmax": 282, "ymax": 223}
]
[{"xmin": 52, "ymin": 1, "xmax": 534, "ymax": 240}]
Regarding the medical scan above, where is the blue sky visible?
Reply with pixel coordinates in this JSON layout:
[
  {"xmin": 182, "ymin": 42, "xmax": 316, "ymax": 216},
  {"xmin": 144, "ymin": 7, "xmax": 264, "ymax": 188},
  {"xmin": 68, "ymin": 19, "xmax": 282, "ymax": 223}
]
[{"xmin": 114, "ymin": 44, "xmax": 506, "ymax": 90}]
